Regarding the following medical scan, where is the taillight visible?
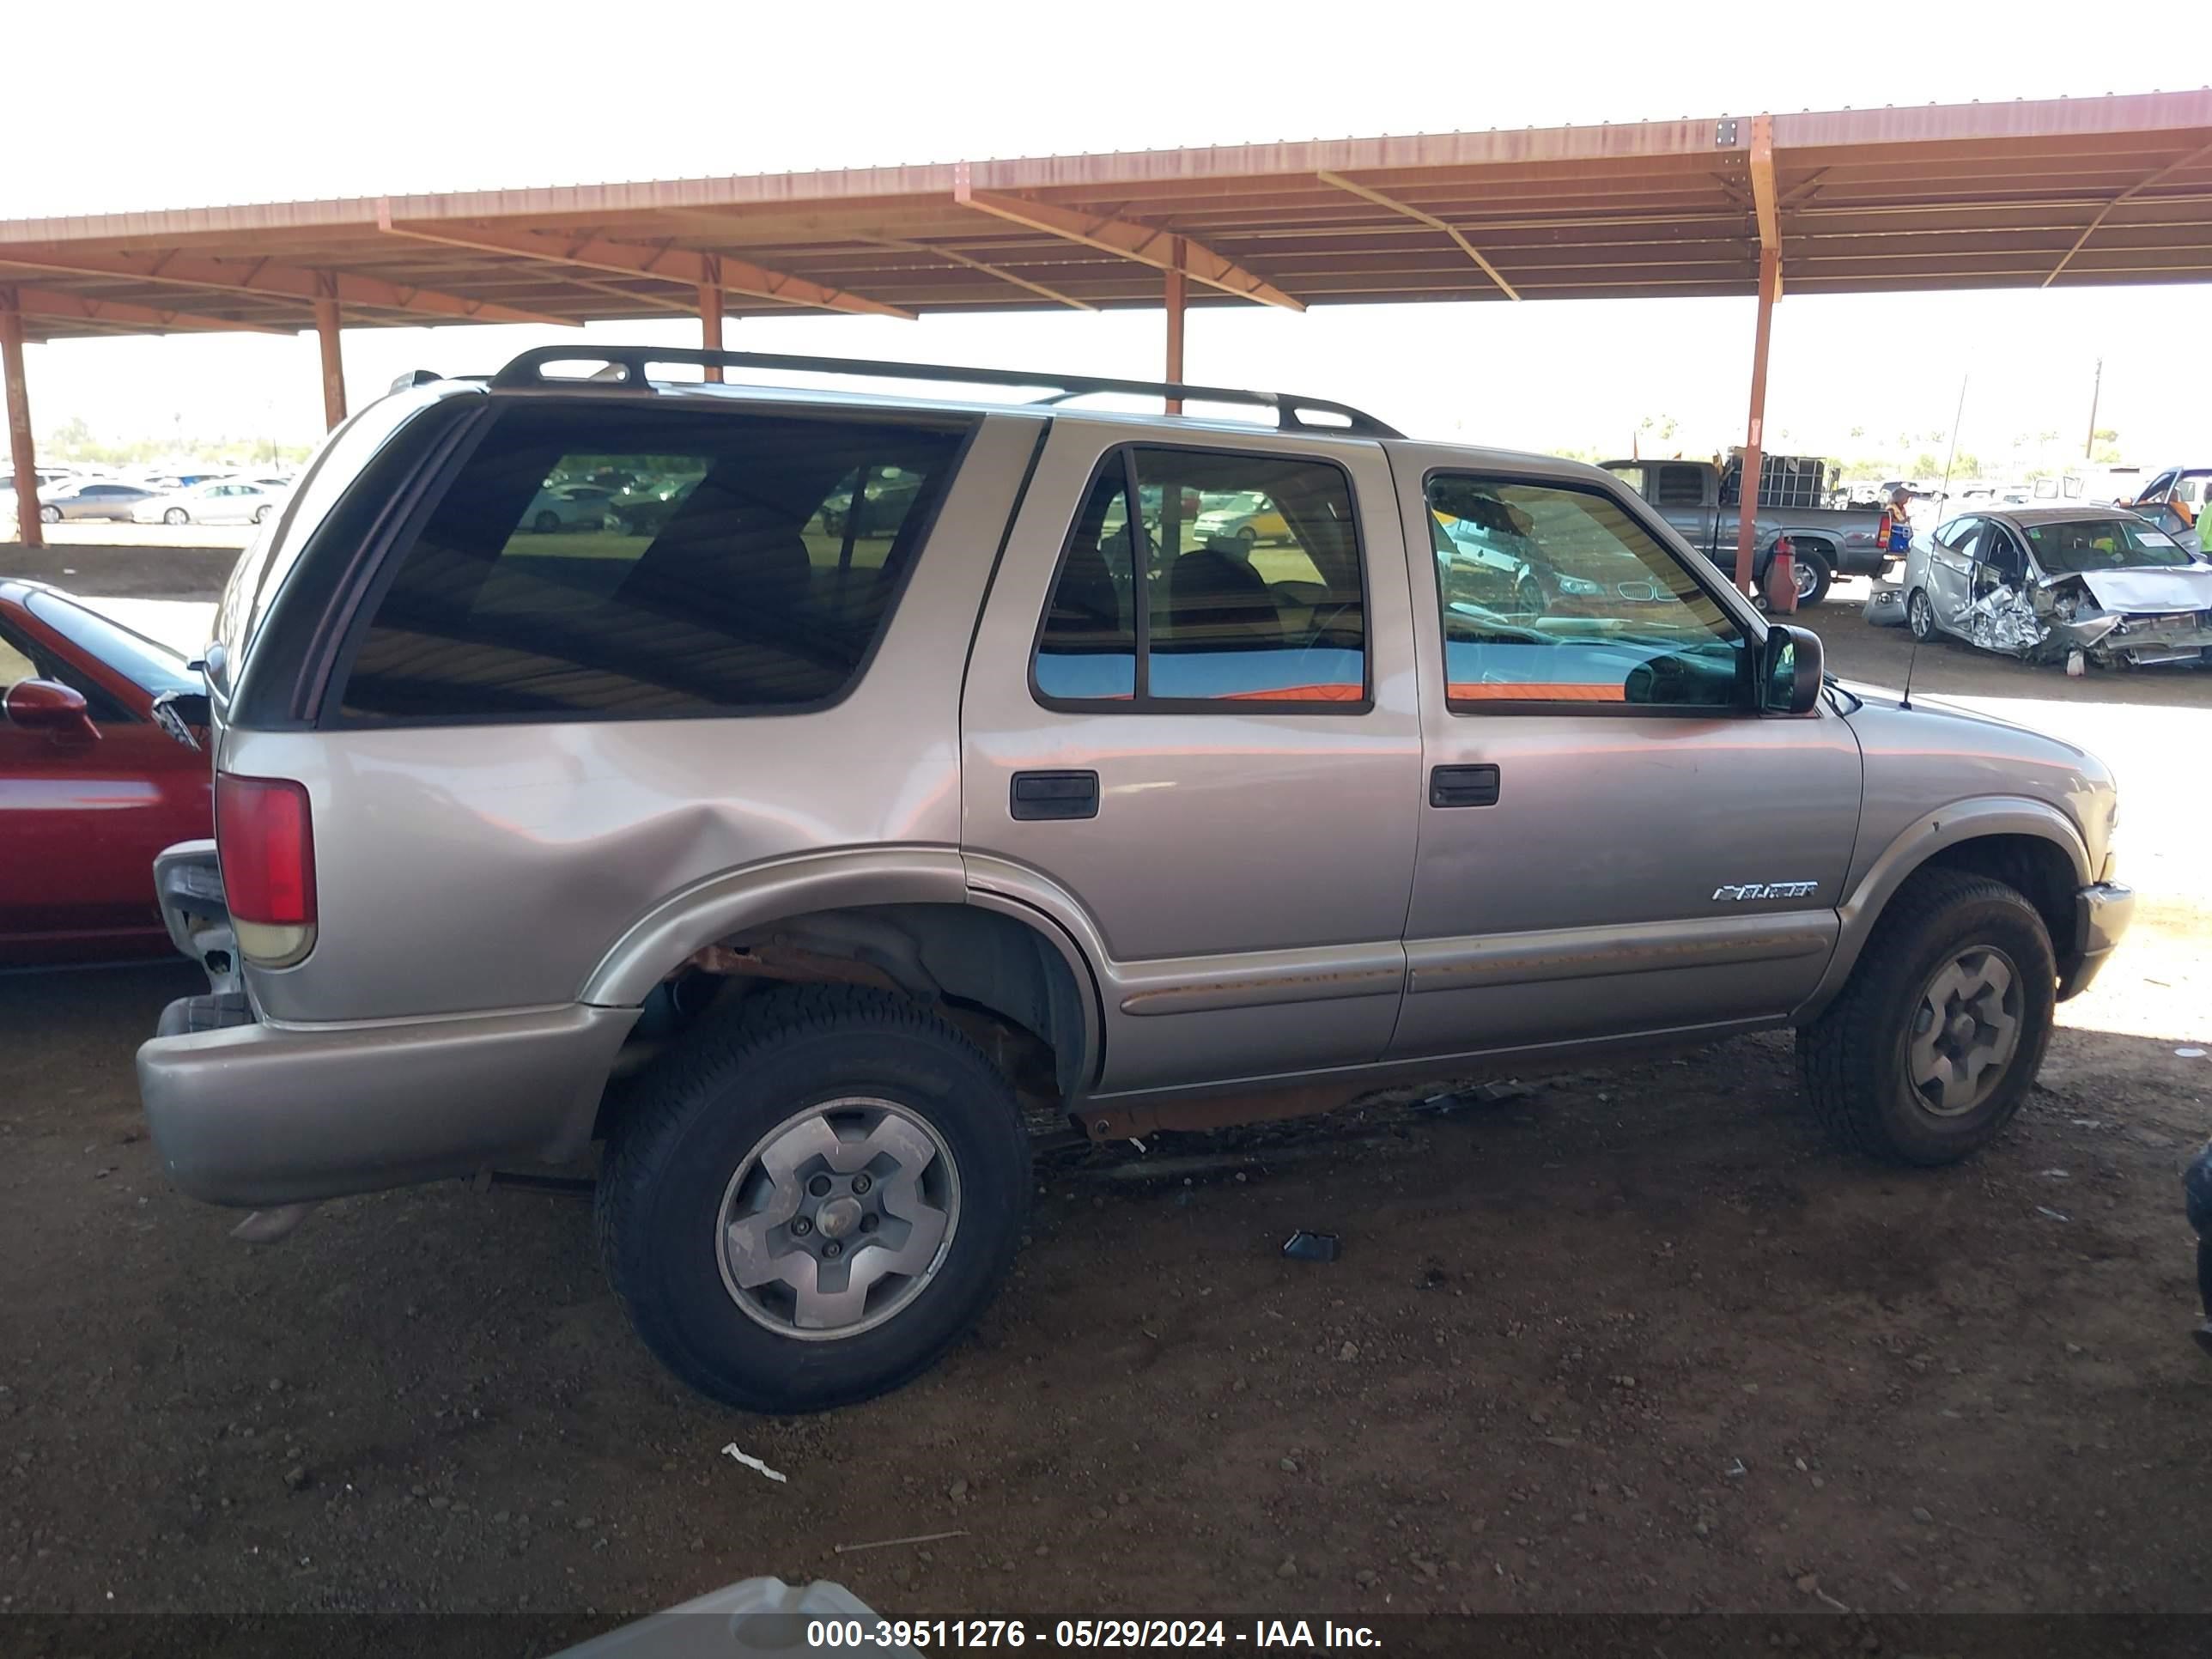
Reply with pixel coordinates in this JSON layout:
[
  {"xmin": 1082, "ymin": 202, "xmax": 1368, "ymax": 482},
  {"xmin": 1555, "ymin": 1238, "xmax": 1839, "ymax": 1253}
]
[{"xmin": 216, "ymin": 773, "xmax": 317, "ymax": 966}]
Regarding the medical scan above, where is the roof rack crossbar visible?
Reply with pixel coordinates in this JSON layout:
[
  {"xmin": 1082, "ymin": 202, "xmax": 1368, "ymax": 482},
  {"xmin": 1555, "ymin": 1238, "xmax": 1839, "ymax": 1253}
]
[{"xmin": 486, "ymin": 346, "xmax": 1401, "ymax": 440}]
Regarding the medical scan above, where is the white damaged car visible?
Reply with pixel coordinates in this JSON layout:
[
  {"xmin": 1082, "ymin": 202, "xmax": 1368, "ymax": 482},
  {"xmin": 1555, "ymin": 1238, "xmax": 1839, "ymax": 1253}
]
[{"xmin": 1904, "ymin": 507, "xmax": 2212, "ymax": 669}]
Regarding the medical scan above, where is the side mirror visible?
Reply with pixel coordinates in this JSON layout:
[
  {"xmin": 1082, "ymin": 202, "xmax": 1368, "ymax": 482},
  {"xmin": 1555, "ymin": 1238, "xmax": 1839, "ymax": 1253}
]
[
  {"xmin": 3, "ymin": 678, "xmax": 100, "ymax": 744},
  {"xmin": 1760, "ymin": 625, "xmax": 1823, "ymax": 715},
  {"xmin": 151, "ymin": 689, "xmax": 210, "ymax": 751}
]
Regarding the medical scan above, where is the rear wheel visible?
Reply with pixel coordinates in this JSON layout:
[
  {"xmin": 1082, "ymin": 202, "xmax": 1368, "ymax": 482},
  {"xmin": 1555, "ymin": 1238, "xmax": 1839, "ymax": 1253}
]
[
  {"xmin": 1907, "ymin": 587, "xmax": 1939, "ymax": 641},
  {"xmin": 40, "ymin": 504, "xmax": 60, "ymax": 523},
  {"xmin": 1794, "ymin": 551, "xmax": 1833, "ymax": 607},
  {"xmin": 597, "ymin": 985, "xmax": 1031, "ymax": 1413},
  {"xmin": 1797, "ymin": 867, "xmax": 2056, "ymax": 1165},
  {"xmin": 533, "ymin": 510, "xmax": 561, "ymax": 533}
]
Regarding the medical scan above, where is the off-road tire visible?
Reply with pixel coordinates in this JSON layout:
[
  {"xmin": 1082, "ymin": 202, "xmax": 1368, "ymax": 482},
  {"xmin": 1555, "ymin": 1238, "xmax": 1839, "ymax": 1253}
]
[
  {"xmin": 1797, "ymin": 867, "xmax": 2056, "ymax": 1165},
  {"xmin": 596, "ymin": 985, "xmax": 1031, "ymax": 1413}
]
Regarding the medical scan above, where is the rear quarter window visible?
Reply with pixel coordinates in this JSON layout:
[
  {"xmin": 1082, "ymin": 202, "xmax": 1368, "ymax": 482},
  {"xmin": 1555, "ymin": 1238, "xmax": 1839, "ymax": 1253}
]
[{"xmin": 333, "ymin": 402, "xmax": 971, "ymax": 723}]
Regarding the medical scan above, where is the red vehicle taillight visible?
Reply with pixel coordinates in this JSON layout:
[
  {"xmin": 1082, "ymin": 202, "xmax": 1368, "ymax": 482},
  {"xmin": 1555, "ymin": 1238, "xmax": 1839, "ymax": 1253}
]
[{"xmin": 216, "ymin": 773, "xmax": 317, "ymax": 965}]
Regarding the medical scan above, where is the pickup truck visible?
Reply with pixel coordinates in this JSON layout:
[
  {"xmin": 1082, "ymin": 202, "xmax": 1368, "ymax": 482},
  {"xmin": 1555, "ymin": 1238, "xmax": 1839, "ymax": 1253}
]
[
  {"xmin": 1601, "ymin": 459, "xmax": 1893, "ymax": 606},
  {"xmin": 137, "ymin": 347, "xmax": 2130, "ymax": 1415}
]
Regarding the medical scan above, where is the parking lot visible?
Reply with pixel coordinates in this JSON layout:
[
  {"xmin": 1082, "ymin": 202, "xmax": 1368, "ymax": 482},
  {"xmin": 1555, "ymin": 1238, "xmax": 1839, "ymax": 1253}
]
[{"xmin": 3, "ymin": 559, "xmax": 2208, "ymax": 1635}]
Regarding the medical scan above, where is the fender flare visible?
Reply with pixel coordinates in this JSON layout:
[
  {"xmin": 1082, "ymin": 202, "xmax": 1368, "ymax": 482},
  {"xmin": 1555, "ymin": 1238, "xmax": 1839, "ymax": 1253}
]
[
  {"xmin": 578, "ymin": 845, "xmax": 1110, "ymax": 1095},
  {"xmin": 580, "ymin": 846, "xmax": 967, "ymax": 1006},
  {"xmin": 1793, "ymin": 796, "xmax": 2090, "ymax": 1020}
]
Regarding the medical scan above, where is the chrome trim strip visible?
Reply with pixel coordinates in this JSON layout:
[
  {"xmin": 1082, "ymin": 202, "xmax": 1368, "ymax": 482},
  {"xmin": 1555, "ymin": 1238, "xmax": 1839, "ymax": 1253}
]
[
  {"xmin": 1406, "ymin": 911, "xmax": 1833, "ymax": 994},
  {"xmin": 1115, "ymin": 945, "xmax": 1406, "ymax": 1017}
]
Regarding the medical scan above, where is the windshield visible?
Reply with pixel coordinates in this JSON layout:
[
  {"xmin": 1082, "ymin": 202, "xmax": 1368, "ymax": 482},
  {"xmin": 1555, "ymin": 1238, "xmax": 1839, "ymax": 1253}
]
[
  {"xmin": 2024, "ymin": 517, "xmax": 2196, "ymax": 574},
  {"xmin": 26, "ymin": 591, "xmax": 200, "ymax": 697}
]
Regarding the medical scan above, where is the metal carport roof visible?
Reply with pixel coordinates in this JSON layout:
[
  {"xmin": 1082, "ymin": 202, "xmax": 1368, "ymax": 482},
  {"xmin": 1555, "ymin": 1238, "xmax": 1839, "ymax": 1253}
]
[{"xmin": 3, "ymin": 89, "xmax": 2209, "ymax": 338}]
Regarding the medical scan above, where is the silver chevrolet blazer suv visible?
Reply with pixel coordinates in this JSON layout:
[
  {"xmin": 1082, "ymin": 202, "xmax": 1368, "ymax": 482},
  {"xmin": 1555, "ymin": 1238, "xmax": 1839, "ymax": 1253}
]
[{"xmin": 136, "ymin": 347, "xmax": 2134, "ymax": 1413}]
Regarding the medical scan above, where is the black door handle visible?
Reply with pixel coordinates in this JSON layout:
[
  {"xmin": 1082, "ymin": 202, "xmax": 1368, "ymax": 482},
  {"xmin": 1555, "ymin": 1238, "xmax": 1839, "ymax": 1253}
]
[
  {"xmin": 1429, "ymin": 763, "xmax": 1500, "ymax": 808},
  {"xmin": 1011, "ymin": 770, "xmax": 1099, "ymax": 821}
]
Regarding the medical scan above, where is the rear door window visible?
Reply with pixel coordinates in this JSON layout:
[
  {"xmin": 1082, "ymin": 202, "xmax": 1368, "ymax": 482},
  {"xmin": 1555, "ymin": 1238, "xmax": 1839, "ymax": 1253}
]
[
  {"xmin": 335, "ymin": 404, "xmax": 969, "ymax": 722},
  {"xmin": 1033, "ymin": 447, "xmax": 1365, "ymax": 708}
]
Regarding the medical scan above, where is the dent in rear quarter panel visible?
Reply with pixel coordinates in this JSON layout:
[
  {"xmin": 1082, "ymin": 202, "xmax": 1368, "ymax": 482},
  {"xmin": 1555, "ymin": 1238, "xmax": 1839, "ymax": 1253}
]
[{"xmin": 233, "ymin": 415, "xmax": 1048, "ymax": 1024}]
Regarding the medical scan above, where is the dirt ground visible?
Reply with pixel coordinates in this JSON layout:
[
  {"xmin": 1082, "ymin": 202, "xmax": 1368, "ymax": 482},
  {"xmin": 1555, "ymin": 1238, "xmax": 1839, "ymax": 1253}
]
[{"xmin": 3, "ymin": 550, "xmax": 2209, "ymax": 1648}]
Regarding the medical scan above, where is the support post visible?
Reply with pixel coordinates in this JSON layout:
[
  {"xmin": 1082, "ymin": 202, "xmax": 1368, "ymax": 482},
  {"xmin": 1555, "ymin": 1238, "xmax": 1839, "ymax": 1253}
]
[
  {"xmin": 313, "ymin": 275, "xmax": 346, "ymax": 431},
  {"xmin": 700, "ymin": 258, "xmax": 724, "ymax": 382},
  {"xmin": 1732, "ymin": 246, "xmax": 1780, "ymax": 595},
  {"xmin": 1164, "ymin": 238, "xmax": 1187, "ymax": 415},
  {"xmin": 0, "ymin": 291, "xmax": 39, "ymax": 551},
  {"xmin": 2083, "ymin": 356, "xmax": 2101, "ymax": 460}
]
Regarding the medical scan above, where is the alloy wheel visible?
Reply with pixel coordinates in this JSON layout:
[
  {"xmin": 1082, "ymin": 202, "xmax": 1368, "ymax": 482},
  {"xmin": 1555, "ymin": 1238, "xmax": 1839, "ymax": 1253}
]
[
  {"xmin": 715, "ymin": 1097, "xmax": 960, "ymax": 1340},
  {"xmin": 1904, "ymin": 945, "xmax": 2023, "ymax": 1117}
]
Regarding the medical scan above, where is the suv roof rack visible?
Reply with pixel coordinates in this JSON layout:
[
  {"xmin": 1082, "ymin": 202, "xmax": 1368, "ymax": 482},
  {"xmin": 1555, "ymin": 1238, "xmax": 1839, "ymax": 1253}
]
[{"xmin": 485, "ymin": 346, "xmax": 1402, "ymax": 440}]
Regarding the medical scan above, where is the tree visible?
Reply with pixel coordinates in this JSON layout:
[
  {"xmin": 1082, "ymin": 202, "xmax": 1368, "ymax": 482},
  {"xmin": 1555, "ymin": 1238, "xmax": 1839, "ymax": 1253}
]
[{"xmin": 46, "ymin": 416, "xmax": 96, "ymax": 458}]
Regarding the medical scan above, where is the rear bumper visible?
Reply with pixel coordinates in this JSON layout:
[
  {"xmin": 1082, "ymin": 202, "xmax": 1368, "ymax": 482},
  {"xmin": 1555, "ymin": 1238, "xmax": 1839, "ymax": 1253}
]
[
  {"xmin": 137, "ymin": 1001, "xmax": 639, "ymax": 1208},
  {"xmin": 1832, "ymin": 545, "xmax": 1896, "ymax": 577},
  {"xmin": 2058, "ymin": 880, "xmax": 2134, "ymax": 1000}
]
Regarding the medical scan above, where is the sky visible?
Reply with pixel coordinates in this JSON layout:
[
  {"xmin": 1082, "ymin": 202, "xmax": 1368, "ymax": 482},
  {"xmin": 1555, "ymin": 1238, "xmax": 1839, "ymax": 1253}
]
[{"xmin": 4, "ymin": 0, "xmax": 2208, "ymax": 473}]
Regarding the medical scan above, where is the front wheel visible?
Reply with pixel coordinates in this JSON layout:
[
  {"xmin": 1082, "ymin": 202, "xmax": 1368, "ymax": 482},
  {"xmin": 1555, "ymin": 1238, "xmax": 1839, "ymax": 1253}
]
[
  {"xmin": 252, "ymin": 504, "xmax": 272, "ymax": 524},
  {"xmin": 162, "ymin": 507, "xmax": 190, "ymax": 526},
  {"xmin": 1907, "ymin": 587, "xmax": 1939, "ymax": 641},
  {"xmin": 40, "ymin": 504, "xmax": 61, "ymax": 523},
  {"xmin": 1797, "ymin": 867, "xmax": 2056, "ymax": 1165},
  {"xmin": 532, "ymin": 510, "xmax": 561, "ymax": 533},
  {"xmin": 597, "ymin": 985, "xmax": 1031, "ymax": 1413}
]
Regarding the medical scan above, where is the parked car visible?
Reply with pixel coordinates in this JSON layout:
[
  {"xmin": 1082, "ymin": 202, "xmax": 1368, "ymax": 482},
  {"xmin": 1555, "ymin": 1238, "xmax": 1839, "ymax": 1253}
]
[
  {"xmin": 39, "ymin": 481, "xmax": 157, "ymax": 522},
  {"xmin": 138, "ymin": 347, "xmax": 2130, "ymax": 1415},
  {"xmin": 1191, "ymin": 489, "xmax": 1290, "ymax": 545},
  {"xmin": 520, "ymin": 484, "xmax": 615, "ymax": 533},
  {"xmin": 131, "ymin": 481, "xmax": 282, "ymax": 526},
  {"xmin": 817, "ymin": 468, "xmax": 926, "ymax": 538},
  {"xmin": 1, "ymin": 582, "xmax": 211, "ymax": 964},
  {"xmin": 1903, "ymin": 507, "xmax": 2212, "ymax": 667},
  {"xmin": 2119, "ymin": 465, "xmax": 2210, "ymax": 554},
  {"xmin": 1602, "ymin": 459, "xmax": 1891, "ymax": 606}
]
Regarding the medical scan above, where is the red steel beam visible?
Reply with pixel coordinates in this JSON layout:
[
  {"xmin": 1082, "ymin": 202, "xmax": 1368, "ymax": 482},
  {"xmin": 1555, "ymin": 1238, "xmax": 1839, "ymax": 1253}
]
[
  {"xmin": 1732, "ymin": 247, "xmax": 1781, "ymax": 595},
  {"xmin": 0, "ymin": 291, "xmax": 40, "ymax": 550},
  {"xmin": 1750, "ymin": 113, "xmax": 1783, "ymax": 296},
  {"xmin": 7, "ymin": 285, "xmax": 289, "ymax": 335},
  {"xmin": 376, "ymin": 204, "xmax": 916, "ymax": 320},
  {"xmin": 0, "ymin": 244, "xmax": 569, "ymax": 327},
  {"xmin": 699, "ymin": 257, "xmax": 724, "ymax": 383},
  {"xmin": 1164, "ymin": 240, "xmax": 1187, "ymax": 415},
  {"xmin": 314, "ymin": 274, "xmax": 346, "ymax": 431},
  {"xmin": 2045, "ymin": 138, "xmax": 2212, "ymax": 286},
  {"xmin": 855, "ymin": 234, "xmax": 1097, "ymax": 311},
  {"xmin": 954, "ymin": 170, "xmax": 1304, "ymax": 311},
  {"xmin": 1314, "ymin": 171, "xmax": 1521, "ymax": 299}
]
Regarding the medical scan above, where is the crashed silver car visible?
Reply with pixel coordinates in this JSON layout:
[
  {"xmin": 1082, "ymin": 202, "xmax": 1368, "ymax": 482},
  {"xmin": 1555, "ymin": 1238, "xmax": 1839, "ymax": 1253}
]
[{"xmin": 1904, "ymin": 507, "xmax": 2212, "ymax": 668}]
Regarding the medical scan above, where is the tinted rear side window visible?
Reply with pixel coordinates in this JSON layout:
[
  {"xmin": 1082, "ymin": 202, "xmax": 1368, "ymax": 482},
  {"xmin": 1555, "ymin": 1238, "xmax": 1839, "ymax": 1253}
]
[{"xmin": 336, "ymin": 404, "xmax": 968, "ymax": 722}]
